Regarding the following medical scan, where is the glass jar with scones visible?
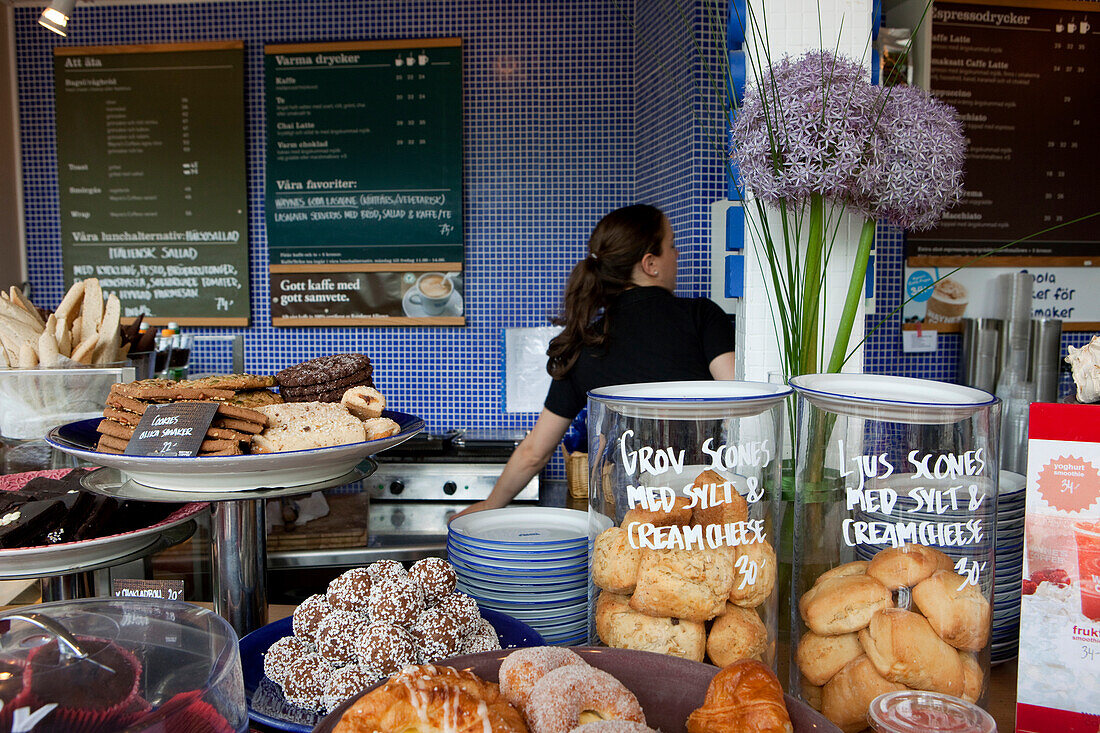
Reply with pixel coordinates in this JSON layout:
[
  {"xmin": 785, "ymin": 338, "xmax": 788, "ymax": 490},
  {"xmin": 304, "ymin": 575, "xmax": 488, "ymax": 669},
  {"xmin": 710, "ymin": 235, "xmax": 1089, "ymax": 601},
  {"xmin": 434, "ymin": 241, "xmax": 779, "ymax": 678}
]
[
  {"xmin": 788, "ymin": 374, "xmax": 1000, "ymax": 733},
  {"xmin": 586, "ymin": 381, "xmax": 791, "ymax": 670}
]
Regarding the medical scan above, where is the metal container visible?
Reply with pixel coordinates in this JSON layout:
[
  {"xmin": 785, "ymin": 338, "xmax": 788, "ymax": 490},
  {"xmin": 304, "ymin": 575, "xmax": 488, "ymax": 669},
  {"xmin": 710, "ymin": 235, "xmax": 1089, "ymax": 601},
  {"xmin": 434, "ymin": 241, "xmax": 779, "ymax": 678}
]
[{"xmin": 958, "ymin": 318, "xmax": 1003, "ymax": 393}]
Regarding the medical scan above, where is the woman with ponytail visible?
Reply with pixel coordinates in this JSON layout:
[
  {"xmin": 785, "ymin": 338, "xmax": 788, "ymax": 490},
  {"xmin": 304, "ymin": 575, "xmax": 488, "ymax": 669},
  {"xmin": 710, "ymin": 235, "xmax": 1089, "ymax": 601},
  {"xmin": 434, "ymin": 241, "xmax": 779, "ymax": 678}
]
[{"xmin": 453, "ymin": 204, "xmax": 735, "ymax": 518}]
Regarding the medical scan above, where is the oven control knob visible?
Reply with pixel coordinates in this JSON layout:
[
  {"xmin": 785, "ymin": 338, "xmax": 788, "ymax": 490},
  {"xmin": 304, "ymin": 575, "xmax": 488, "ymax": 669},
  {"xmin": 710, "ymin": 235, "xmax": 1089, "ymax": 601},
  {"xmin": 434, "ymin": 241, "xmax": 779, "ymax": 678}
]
[
  {"xmin": 389, "ymin": 480, "xmax": 405, "ymax": 495},
  {"xmin": 443, "ymin": 481, "xmax": 457, "ymax": 495}
]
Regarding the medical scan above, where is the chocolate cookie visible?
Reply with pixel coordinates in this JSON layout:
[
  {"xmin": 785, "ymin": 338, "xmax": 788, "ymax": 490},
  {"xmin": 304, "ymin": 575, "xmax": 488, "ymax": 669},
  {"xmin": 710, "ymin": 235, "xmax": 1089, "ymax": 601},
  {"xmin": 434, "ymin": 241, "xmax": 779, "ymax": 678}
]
[
  {"xmin": 276, "ymin": 354, "xmax": 372, "ymax": 388},
  {"xmin": 281, "ymin": 380, "xmax": 374, "ymax": 404}
]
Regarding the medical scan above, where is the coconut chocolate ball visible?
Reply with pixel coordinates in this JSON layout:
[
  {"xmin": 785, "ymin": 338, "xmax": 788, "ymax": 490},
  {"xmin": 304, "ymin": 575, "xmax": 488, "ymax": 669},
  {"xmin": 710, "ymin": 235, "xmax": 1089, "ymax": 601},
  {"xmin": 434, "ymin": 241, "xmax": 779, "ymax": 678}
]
[
  {"xmin": 461, "ymin": 626, "xmax": 501, "ymax": 655},
  {"xmin": 354, "ymin": 622, "xmax": 418, "ymax": 677},
  {"xmin": 367, "ymin": 559, "xmax": 406, "ymax": 583},
  {"xmin": 281, "ymin": 653, "xmax": 333, "ymax": 711},
  {"xmin": 322, "ymin": 664, "xmax": 377, "ymax": 713},
  {"xmin": 327, "ymin": 567, "xmax": 372, "ymax": 614},
  {"xmin": 435, "ymin": 592, "xmax": 482, "ymax": 634},
  {"xmin": 292, "ymin": 594, "xmax": 332, "ymax": 644},
  {"xmin": 411, "ymin": 607, "xmax": 465, "ymax": 662},
  {"xmin": 263, "ymin": 635, "xmax": 314, "ymax": 683},
  {"xmin": 315, "ymin": 609, "xmax": 368, "ymax": 667},
  {"xmin": 409, "ymin": 557, "xmax": 457, "ymax": 606},
  {"xmin": 367, "ymin": 574, "xmax": 424, "ymax": 627}
]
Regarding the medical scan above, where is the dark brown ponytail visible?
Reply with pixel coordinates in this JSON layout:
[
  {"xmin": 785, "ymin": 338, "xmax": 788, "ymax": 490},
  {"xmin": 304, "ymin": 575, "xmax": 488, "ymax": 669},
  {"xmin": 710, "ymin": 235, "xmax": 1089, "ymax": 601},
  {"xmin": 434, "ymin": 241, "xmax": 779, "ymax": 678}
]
[{"xmin": 546, "ymin": 204, "xmax": 667, "ymax": 378}]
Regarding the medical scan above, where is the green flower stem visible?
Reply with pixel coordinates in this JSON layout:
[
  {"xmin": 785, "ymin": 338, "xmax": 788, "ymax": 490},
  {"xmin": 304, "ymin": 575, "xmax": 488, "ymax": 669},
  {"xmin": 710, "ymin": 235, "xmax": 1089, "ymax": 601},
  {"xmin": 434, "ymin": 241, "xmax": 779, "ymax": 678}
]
[
  {"xmin": 826, "ymin": 216, "xmax": 877, "ymax": 374},
  {"xmin": 798, "ymin": 194, "xmax": 826, "ymax": 374}
]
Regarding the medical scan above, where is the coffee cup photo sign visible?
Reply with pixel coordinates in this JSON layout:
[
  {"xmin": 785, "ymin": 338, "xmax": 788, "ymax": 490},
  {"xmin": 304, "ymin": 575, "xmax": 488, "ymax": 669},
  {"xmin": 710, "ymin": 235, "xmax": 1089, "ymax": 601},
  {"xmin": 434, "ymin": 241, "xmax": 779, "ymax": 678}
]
[{"xmin": 124, "ymin": 402, "xmax": 219, "ymax": 456}]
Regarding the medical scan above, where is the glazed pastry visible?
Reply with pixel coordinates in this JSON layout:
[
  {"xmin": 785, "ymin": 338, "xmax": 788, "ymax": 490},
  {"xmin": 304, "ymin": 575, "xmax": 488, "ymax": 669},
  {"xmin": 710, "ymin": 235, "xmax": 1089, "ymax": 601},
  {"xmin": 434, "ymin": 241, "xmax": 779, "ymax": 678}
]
[
  {"xmin": 524, "ymin": 665, "xmax": 646, "ymax": 733},
  {"xmin": 686, "ymin": 659, "xmax": 792, "ymax": 733},
  {"xmin": 332, "ymin": 664, "xmax": 527, "ymax": 733}
]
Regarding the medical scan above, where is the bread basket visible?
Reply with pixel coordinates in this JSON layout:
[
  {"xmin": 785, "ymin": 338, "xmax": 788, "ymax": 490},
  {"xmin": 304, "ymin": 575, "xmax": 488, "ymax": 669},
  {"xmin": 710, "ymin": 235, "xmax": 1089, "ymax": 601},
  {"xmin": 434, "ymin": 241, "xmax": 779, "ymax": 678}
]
[{"xmin": 562, "ymin": 444, "xmax": 589, "ymax": 499}]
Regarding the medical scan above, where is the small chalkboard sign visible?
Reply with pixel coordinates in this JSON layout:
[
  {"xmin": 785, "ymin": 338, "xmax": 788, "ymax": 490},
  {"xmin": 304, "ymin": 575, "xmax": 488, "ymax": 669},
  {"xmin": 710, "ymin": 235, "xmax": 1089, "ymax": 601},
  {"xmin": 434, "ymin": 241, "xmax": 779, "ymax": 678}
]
[
  {"xmin": 112, "ymin": 578, "xmax": 185, "ymax": 601},
  {"xmin": 123, "ymin": 402, "xmax": 219, "ymax": 457}
]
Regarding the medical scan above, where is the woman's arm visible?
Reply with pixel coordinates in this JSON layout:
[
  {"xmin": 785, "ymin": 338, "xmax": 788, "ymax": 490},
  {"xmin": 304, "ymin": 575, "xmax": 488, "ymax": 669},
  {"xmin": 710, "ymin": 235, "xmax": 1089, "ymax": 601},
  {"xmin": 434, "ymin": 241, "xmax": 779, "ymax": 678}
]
[
  {"xmin": 450, "ymin": 408, "xmax": 573, "ymax": 520},
  {"xmin": 709, "ymin": 350, "xmax": 737, "ymax": 380}
]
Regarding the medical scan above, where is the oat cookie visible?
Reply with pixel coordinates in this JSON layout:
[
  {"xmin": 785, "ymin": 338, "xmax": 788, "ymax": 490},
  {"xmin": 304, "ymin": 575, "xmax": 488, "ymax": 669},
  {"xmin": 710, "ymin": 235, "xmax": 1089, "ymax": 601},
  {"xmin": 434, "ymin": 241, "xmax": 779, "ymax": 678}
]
[
  {"xmin": 179, "ymin": 374, "xmax": 277, "ymax": 391},
  {"xmin": 226, "ymin": 389, "xmax": 284, "ymax": 408}
]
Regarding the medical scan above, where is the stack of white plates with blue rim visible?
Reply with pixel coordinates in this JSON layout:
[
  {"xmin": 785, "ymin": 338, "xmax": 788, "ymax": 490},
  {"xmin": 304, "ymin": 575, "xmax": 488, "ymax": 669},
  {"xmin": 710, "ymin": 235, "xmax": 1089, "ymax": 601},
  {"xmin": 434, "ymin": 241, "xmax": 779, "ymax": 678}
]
[
  {"xmin": 448, "ymin": 507, "xmax": 593, "ymax": 646},
  {"xmin": 991, "ymin": 470, "xmax": 1026, "ymax": 664}
]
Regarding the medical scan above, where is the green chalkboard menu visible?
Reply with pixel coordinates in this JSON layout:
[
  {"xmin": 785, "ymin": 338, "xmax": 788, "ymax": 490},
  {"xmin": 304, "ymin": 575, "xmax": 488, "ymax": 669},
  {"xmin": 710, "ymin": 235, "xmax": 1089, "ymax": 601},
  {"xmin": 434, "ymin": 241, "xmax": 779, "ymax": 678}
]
[
  {"xmin": 264, "ymin": 39, "xmax": 465, "ymax": 327},
  {"xmin": 53, "ymin": 42, "xmax": 250, "ymax": 326}
]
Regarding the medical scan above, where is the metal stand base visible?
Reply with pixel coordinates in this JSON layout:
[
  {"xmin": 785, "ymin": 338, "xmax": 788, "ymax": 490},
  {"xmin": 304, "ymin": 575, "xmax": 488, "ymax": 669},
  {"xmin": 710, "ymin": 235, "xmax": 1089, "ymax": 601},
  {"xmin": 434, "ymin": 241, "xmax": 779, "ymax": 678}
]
[
  {"xmin": 211, "ymin": 498, "xmax": 267, "ymax": 635},
  {"xmin": 40, "ymin": 572, "xmax": 94, "ymax": 601}
]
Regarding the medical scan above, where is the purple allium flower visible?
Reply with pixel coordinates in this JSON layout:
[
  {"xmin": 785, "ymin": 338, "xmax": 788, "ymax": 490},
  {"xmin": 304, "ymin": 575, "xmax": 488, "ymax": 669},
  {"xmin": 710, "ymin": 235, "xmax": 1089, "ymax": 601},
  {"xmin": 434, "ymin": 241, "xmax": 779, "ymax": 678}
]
[
  {"xmin": 731, "ymin": 50, "xmax": 880, "ymax": 205},
  {"xmin": 859, "ymin": 84, "xmax": 966, "ymax": 230}
]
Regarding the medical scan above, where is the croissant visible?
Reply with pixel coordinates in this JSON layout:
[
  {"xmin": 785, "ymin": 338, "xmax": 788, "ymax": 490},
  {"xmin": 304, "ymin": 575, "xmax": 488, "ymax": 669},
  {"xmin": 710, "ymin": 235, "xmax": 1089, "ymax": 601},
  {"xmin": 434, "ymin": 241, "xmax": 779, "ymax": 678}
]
[
  {"xmin": 686, "ymin": 659, "xmax": 793, "ymax": 733},
  {"xmin": 333, "ymin": 664, "xmax": 528, "ymax": 733}
]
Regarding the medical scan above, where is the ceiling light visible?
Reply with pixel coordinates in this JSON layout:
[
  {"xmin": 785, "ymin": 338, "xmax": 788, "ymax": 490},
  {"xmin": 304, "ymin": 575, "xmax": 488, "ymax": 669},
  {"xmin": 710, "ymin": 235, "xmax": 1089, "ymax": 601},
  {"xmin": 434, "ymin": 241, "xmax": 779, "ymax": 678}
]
[{"xmin": 39, "ymin": 0, "xmax": 76, "ymax": 37}]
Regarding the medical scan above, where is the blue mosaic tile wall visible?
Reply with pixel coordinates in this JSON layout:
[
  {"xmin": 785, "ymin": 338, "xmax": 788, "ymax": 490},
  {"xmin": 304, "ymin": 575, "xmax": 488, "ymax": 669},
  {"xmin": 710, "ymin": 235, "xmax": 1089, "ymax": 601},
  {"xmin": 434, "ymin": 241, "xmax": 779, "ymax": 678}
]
[{"xmin": 13, "ymin": 0, "xmax": 1086, "ymax": 482}]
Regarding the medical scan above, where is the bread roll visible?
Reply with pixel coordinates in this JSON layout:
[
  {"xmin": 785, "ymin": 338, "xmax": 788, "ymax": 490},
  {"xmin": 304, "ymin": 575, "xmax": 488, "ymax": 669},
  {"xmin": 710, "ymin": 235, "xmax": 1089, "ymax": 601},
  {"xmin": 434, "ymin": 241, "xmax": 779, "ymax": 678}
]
[
  {"xmin": 912, "ymin": 570, "xmax": 991, "ymax": 652},
  {"xmin": 621, "ymin": 495, "xmax": 693, "ymax": 529},
  {"xmin": 815, "ymin": 561, "xmax": 869, "ymax": 585},
  {"xmin": 596, "ymin": 590, "xmax": 706, "ymax": 662},
  {"xmin": 821, "ymin": 655, "xmax": 907, "ymax": 733},
  {"xmin": 689, "ymin": 469, "xmax": 748, "ymax": 528},
  {"xmin": 857, "ymin": 608, "xmax": 965, "ymax": 697},
  {"xmin": 866, "ymin": 544, "xmax": 954, "ymax": 590},
  {"xmin": 706, "ymin": 602, "xmax": 768, "ymax": 667},
  {"xmin": 796, "ymin": 630, "xmax": 863, "ymax": 687},
  {"xmin": 800, "ymin": 675, "xmax": 823, "ymax": 712},
  {"xmin": 686, "ymin": 659, "xmax": 792, "ymax": 733},
  {"xmin": 958, "ymin": 650, "xmax": 983, "ymax": 703},
  {"xmin": 630, "ymin": 546, "xmax": 734, "ymax": 622},
  {"xmin": 592, "ymin": 527, "xmax": 644, "ymax": 594},
  {"xmin": 728, "ymin": 538, "xmax": 776, "ymax": 608},
  {"xmin": 799, "ymin": 574, "xmax": 893, "ymax": 635}
]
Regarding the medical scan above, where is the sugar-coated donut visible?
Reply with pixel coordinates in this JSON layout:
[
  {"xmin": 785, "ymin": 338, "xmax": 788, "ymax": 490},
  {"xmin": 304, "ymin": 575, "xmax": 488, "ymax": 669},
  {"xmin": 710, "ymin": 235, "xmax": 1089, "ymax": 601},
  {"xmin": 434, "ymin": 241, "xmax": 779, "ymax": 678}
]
[
  {"xmin": 498, "ymin": 646, "xmax": 587, "ymax": 712},
  {"xmin": 525, "ymin": 665, "xmax": 646, "ymax": 733},
  {"xmin": 571, "ymin": 722, "xmax": 658, "ymax": 733}
]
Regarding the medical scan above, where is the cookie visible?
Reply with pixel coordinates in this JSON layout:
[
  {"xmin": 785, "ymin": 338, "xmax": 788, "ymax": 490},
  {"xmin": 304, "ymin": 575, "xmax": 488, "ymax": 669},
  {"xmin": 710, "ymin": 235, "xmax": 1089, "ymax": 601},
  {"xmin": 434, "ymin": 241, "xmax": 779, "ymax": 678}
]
[
  {"xmin": 102, "ymin": 406, "xmax": 142, "ymax": 426},
  {"xmin": 179, "ymin": 374, "xmax": 276, "ymax": 391},
  {"xmin": 95, "ymin": 437, "xmax": 125, "ymax": 454},
  {"xmin": 225, "ymin": 389, "xmax": 284, "ymax": 408},
  {"xmin": 105, "ymin": 392, "xmax": 152, "ymax": 415},
  {"xmin": 342, "ymin": 386, "xmax": 385, "ymax": 420},
  {"xmin": 279, "ymin": 367, "xmax": 374, "ymax": 397},
  {"xmin": 96, "ymin": 419, "xmax": 135, "ymax": 441},
  {"xmin": 282, "ymin": 382, "xmax": 373, "ymax": 404},
  {"xmin": 96, "ymin": 433, "xmax": 130, "ymax": 452},
  {"xmin": 117, "ymin": 380, "xmax": 236, "ymax": 402},
  {"xmin": 181, "ymin": 401, "xmax": 267, "ymax": 426},
  {"xmin": 205, "ymin": 426, "xmax": 252, "ymax": 443},
  {"xmin": 213, "ymin": 417, "xmax": 265, "ymax": 434},
  {"xmin": 275, "ymin": 354, "xmax": 372, "ymax": 388},
  {"xmin": 199, "ymin": 444, "xmax": 244, "ymax": 457}
]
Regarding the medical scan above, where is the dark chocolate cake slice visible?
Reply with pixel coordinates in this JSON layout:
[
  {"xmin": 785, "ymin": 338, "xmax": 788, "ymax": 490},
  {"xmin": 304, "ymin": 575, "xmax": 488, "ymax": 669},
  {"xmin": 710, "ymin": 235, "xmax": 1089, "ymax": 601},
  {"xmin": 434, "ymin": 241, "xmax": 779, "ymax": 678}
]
[{"xmin": 0, "ymin": 499, "xmax": 67, "ymax": 548}]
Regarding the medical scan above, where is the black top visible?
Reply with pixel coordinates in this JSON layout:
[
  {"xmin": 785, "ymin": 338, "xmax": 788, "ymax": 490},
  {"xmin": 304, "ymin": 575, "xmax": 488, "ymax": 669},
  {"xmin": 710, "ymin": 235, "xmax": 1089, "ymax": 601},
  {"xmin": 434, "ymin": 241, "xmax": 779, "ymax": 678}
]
[{"xmin": 544, "ymin": 287, "xmax": 734, "ymax": 420}]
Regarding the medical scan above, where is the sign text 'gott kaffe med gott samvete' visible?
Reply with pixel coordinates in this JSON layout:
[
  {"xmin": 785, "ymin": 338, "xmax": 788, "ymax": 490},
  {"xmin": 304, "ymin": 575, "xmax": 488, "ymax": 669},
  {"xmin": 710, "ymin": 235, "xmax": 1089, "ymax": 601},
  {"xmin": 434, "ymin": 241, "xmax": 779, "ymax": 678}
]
[
  {"xmin": 264, "ymin": 38, "xmax": 465, "ymax": 327},
  {"xmin": 53, "ymin": 42, "xmax": 250, "ymax": 326}
]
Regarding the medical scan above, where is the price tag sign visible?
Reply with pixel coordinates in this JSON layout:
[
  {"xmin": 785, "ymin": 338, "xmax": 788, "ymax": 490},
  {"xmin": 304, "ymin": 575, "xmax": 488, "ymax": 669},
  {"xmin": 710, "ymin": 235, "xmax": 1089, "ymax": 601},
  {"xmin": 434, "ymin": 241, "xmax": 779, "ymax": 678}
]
[
  {"xmin": 112, "ymin": 578, "xmax": 185, "ymax": 601},
  {"xmin": 123, "ymin": 402, "xmax": 219, "ymax": 456}
]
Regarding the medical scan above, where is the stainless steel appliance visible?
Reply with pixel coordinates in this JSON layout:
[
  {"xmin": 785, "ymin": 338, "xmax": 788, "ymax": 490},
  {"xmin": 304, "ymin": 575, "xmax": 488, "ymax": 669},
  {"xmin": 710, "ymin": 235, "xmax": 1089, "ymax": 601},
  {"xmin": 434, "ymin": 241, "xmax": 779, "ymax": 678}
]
[{"xmin": 264, "ymin": 428, "xmax": 538, "ymax": 602}]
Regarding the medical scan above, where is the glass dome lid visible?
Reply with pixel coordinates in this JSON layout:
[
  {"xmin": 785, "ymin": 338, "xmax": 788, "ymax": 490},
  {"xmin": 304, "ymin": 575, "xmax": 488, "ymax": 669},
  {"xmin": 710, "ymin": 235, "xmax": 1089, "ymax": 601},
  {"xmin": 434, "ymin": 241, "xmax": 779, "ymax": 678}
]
[
  {"xmin": 789, "ymin": 373, "xmax": 997, "ymax": 424},
  {"xmin": 588, "ymin": 380, "xmax": 792, "ymax": 419}
]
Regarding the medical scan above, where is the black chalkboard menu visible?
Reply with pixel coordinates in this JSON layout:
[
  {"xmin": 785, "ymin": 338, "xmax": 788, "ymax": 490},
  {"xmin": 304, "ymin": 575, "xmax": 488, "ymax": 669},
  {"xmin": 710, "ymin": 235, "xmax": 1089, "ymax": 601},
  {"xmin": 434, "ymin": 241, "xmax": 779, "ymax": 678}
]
[
  {"xmin": 53, "ymin": 42, "xmax": 250, "ymax": 326},
  {"xmin": 263, "ymin": 38, "xmax": 465, "ymax": 327},
  {"xmin": 907, "ymin": 0, "xmax": 1099, "ymax": 266}
]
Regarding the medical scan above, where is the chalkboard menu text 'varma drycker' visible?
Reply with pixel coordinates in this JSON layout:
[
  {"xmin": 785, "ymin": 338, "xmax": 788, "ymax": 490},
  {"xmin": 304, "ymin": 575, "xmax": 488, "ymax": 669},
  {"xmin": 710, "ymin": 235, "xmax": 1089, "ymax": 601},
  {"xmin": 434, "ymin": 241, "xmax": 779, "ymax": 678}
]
[
  {"xmin": 264, "ymin": 38, "xmax": 465, "ymax": 327},
  {"xmin": 53, "ymin": 41, "xmax": 250, "ymax": 326}
]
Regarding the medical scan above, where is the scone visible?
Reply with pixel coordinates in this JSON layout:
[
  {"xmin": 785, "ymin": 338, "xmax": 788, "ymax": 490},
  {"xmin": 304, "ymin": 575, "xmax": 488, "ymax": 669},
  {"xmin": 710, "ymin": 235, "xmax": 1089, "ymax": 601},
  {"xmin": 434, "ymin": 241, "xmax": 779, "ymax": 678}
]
[
  {"xmin": 958, "ymin": 650, "xmax": 983, "ymax": 703},
  {"xmin": 688, "ymin": 469, "xmax": 749, "ymax": 528},
  {"xmin": 866, "ymin": 544, "xmax": 954, "ymax": 590},
  {"xmin": 815, "ymin": 561, "xmax": 869, "ymax": 585},
  {"xmin": 621, "ymin": 495, "xmax": 693, "ymax": 529},
  {"xmin": 728, "ymin": 539, "xmax": 776, "ymax": 608},
  {"xmin": 911, "ymin": 570, "xmax": 991, "ymax": 651},
  {"xmin": 799, "ymin": 574, "xmax": 893, "ymax": 635},
  {"xmin": 857, "ymin": 608, "xmax": 966, "ymax": 697},
  {"xmin": 630, "ymin": 546, "xmax": 734, "ymax": 622},
  {"xmin": 596, "ymin": 591, "xmax": 706, "ymax": 662},
  {"xmin": 796, "ymin": 630, "xmax": 863, "ymax": 687},
  {"xmin": 706, "ymin": 603, "xmax": 768, "ymax": 667},
  {"xmin": 592, "ymin": 527, "xmax": 644, "ymax": 594},
  {"xmin": 821, "ymin": 655, "xmax": 907, "ymax": 733},
  {"xmin": 251, "ymin": 402, "xmax": 367, "ymax": 453}
]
